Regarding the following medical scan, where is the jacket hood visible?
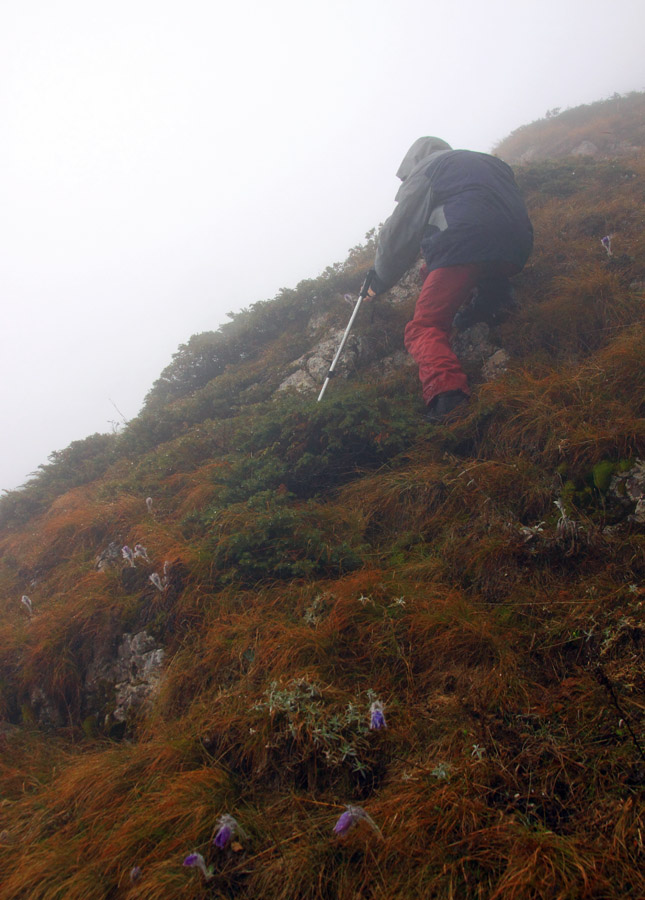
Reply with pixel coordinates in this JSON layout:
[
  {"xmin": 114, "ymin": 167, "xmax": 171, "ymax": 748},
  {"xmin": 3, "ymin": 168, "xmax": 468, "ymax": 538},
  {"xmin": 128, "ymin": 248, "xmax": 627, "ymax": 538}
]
[{"xmin": 396, "ymin": 137, "xmax": 452, "ymax": 180}]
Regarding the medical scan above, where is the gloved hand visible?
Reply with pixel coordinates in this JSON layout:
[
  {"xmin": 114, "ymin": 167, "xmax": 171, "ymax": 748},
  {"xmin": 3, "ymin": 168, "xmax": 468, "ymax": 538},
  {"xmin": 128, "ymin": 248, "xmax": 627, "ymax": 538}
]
[{"xmin": 362, "ymin": 269, "xmax": 388, "ymax": 299}]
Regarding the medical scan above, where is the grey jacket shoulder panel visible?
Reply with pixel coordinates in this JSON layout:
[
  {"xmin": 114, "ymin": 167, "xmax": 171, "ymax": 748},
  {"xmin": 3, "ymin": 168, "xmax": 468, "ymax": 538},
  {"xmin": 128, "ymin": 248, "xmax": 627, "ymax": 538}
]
[{"xmin": 374, "ymin": 151, "xmax": 451, "ymax": 290}]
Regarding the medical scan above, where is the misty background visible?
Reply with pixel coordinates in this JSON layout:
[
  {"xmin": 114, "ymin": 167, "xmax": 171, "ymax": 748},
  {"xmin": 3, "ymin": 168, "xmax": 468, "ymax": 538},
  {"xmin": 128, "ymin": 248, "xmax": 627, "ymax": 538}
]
[{"xmin": 1, "ymin": 0, "xmax": 643, "ymax": 492}]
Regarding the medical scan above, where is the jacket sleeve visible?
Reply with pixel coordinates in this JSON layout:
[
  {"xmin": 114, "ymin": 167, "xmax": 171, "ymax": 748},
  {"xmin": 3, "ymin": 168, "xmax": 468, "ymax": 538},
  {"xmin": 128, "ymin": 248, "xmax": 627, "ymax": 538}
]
[{"xmin": 373, "ymin": 167, "xmax": 435, "ymax": 291}]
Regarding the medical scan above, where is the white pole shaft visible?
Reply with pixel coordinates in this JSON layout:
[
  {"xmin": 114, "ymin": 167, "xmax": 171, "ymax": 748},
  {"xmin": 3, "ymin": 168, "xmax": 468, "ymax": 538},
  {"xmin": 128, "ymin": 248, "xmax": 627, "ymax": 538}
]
[{"xmin": 317, "ymin": 295, "xmax": 364, "ymax": 402}]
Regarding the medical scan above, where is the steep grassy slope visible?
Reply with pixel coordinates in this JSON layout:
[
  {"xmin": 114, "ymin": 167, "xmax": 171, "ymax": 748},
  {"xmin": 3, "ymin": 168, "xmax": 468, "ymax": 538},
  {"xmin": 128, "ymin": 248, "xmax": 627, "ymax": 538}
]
[
  {"xmin": 494, "ymin": 91, "xmax": 645, "ymax": 164},
  {"xmin": 0, "ymin": 151, "xmax": 644, "ymax": 899}
]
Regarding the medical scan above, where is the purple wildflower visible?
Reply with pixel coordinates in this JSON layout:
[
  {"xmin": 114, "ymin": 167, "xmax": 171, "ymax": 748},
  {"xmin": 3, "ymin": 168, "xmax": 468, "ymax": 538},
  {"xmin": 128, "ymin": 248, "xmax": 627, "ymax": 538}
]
[
  {"xmin": 369, "ymin": 700, "xmax": 387, "ymax": 730},
  {"xmin": 333, "ymin": 805, "xmax": 382, "ymax": 838},
  {"xmin": 213, "ymin": 814, "xmax": 245, "ymax": 849},
  {"xmin": 129, "ymin": 866, "xmax": 142, "ymax": 883},
  {"xmin": 122, "ymin": 546, "xmax": 135, "ymax": 567},
  {"xmin": 146, "ymin": 497, "xmax": 153, "ymax": 513},
  {"xmin": 133, "ymin": 543, "xmax": 149, "ymax": 561},
  {"xmin": 182, "ymin": 853, "xmax": 213, "ymax": 880},
  {"xmin": 214, "ymin": 823, "xmax": 232, "ymax": 848},
  {"xmin": 333, "ymin": 808, "xmax": 357, "ymax": 836},
  {"xmin": 21, "ymin": 595, "xmax": 33, "ymax": 613},
  {"xmin": 601, "ymin": 235, "xmax": 613, "ymax": 256}
]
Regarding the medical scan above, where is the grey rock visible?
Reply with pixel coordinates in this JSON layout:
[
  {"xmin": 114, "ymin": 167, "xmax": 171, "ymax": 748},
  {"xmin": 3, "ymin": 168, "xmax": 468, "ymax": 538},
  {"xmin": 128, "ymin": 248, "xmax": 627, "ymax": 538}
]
[
  {"xmin": 482, "ymin": 348, "xmax": 510, "ymax": 381},
  {"xmin": 278, "ymin": 329, "xmax": 363, "ymax": 394},
  {"xmin": 572, "ymin": 140, "xmax": 599, "ymax": 157},
  {"xmin": 278, "ymin": 369, "xmax": 317, "ymax": 393},
  {"xmin": 29, "ymin": 686, "xmax": 63, "ymax": 729},
  {"xmin": 451, "ymin": 323, "xmax": 496, "ymax": 362},
  {"xmin": 605, "ymin": 460, "xmax": 645, "ymax": 530},
  {"xmin": 307, "ymin": 310, "xmax": 334, "ymax": 336},
  {"xmin": 85, "ymin": 630, "xmax": 165, "ymax": 724},
  {"xmin": 373, "ymin": 350, "xmax": 416, "ymax": 378},
  {"xmin": 96, "ymin": 541, "xmax": 121, "ymax": 573},
  {"xmin": 384, "ymin": 259, "xmax": 425, "ymax": 305}
]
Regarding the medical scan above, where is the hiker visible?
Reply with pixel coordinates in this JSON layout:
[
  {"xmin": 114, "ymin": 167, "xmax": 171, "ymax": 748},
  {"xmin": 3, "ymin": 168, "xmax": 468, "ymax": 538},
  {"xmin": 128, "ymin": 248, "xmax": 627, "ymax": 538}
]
[{"xmin": 366, "ymin": 137, "xmax": 533, "ymax": 423}]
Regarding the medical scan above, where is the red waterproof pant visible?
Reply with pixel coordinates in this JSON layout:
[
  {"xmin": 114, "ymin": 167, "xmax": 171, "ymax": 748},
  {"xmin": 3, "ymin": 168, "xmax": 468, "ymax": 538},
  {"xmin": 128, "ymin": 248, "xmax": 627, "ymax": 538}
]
[{"xmin": 404, "ymin": 262, "xmax": 517, "ymax": 406}]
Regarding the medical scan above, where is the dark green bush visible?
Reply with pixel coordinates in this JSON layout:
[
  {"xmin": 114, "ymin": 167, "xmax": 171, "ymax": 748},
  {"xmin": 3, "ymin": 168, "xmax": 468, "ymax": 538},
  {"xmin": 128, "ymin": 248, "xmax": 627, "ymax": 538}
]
[{"xmin": 211, "ymin": 490, "xmax": 365, "ymax": 585}]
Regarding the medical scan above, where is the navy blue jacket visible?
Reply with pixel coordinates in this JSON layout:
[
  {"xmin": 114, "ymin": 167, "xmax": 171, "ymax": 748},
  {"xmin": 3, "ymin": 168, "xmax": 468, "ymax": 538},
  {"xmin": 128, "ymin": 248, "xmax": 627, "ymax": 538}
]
[{"xmin": 374, "ymin": 148, "xmax": 533, "ymax": 291}]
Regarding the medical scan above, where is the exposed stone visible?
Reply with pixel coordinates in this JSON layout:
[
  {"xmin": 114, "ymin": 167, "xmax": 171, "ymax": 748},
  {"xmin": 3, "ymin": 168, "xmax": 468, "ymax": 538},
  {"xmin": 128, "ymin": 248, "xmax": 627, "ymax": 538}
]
[
  {"xmin": 572, "ymin": 140, "xmax": 599, "ymax": 157},
  {"xmin": 384, "ymin": 259, "xmax": 425, "ymax": 305},
  {"xmin": 277, "ymin": 368, "xmax": 317, "ymax": 394},
  {"xmin": 96, "ymin": 541, "xmax": 121, "ymax": 573},
  {"xmin": 451, "ymin": 323, "xmax": 511, "ymax": 384},
  {"xmin": 482, "ymin": 348, "xmax": 510, "ymax": 381},
  {"xmin": 29, "ymin": 686, "xmax": 63, "ymax": 729},
  {"xmin": 307, "ymin": 310, "xmax": 334, "ymax": 336},
  {"xmin": 518, "ymin": 147, "xmax": 539, "ymax": 164},
  {"xmin": 371, "ymin": 350, "xmax": 416, "ymax": 378},
  {"xmin": 604, "ymin": 460, "xmax": 645, "ymax": 531},
  {"xmin": 85, "ymin": 630, "xmax": 165, "ymax": 725},
  {"xmin": 451, "ymin": 323, "xmax": 497, "ymax": 362},
  {"xmin": 278, "ymin": 329, "xmax": 364, "ymax": 394}
]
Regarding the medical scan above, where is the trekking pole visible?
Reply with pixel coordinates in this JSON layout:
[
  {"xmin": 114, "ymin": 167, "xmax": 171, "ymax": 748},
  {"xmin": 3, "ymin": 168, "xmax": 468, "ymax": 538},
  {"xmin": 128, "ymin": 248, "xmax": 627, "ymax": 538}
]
[{"xmin": 317, "ymin": 272, "xmax": 374, "ymax": 402}]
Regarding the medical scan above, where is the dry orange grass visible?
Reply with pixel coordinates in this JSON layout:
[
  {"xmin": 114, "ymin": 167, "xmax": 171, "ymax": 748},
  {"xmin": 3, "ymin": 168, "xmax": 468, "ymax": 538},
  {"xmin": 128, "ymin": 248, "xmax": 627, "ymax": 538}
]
[{"xmin": 1, "ymin": 150, "xmax": 644, "ymax": 899}]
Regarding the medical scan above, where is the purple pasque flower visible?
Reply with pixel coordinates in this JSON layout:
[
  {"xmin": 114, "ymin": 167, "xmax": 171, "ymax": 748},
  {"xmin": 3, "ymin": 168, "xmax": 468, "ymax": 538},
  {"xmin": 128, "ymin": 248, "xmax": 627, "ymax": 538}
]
[
  {"xmin": 146, "ymin": 497, "xmax": 153, "ymax": 513},
  {"xmin": 369, "ymin": 700, "xmax": 387, "ymax": 730},
  {"xmin": 214, "ymin": 822, "xmax": 232, "ymax": 848},
  {"xmin": 133, "ymin": 543, "xmax": 149, "ymax": 561},
  {"xmin": 129, "ymin": 866, "xmax": 142, "ymax": 883},
  {"xmin": 182, "ymin": 852, "xmax": 213, "ymax": 880},
  {"xmin": 213, "ymin": 814, "xmax": 245, "ymax": 849},
  {"xmin": 601, "ymin": 235, "xmax": 613, "ymax": 256},
  {"xmin": 122, "ymin": 545, "xmax": 135, "ymax": 567},
  {"xmin": 333, "ymin": 805, "xmax": 381, "ymax": 838},
  {"xmin": 21, "ymin": 595, "xmax": 33, "ymax": 613}
]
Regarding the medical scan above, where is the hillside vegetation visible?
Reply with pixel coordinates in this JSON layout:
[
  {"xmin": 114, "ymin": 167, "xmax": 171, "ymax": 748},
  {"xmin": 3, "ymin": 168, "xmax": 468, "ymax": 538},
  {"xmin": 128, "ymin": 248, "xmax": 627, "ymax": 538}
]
[
  {"xmin": 0, "ymin": 110, "xmax": 644, "ymax": 899},
  {"xmin": 494, "ymin": 91, "xmax": 645, "ymax": 164}
]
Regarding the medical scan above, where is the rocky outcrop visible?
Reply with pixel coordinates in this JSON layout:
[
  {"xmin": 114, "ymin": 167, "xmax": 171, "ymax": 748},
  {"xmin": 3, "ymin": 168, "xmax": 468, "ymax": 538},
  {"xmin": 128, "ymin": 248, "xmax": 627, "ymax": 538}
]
[
  {"xmin": 608, "ymin": 460, "xmax": 645, "ymax": 525},
  {"xmin": 278, "ymin": 326, "xmax": 366, "ymax": 394},
  {"xmin": 85, "ymin": 630, "xmax": 165, "ymax": 726},
  {"xmin": 452, "ymin": 323, "xmax": 509, "ymax": 382},
  {"xmin": 278, "ymin": 260, "xmax": 512, "ymax": 396},
  {"xmin": 95, "ymin": 541, "xmax": 121, "ymax": 573},
  {"xmin": 572, "ymin": 140, "xmax": 599, "ymax": 157},
  {"xmin": 29, "ymin": 686, "xmax": 63, "ymax": 729}
]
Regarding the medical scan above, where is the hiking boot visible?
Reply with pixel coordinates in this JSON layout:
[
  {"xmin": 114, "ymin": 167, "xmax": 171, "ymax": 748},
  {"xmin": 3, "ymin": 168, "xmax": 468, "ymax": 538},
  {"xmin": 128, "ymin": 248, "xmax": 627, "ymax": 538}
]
[
  {"xmin": 425, "ymin": 390, "xmax": 468, "ymax": 424},
  {"xmin": 453, "ymin": 279, "xmax": 518, "ymax": 332}
]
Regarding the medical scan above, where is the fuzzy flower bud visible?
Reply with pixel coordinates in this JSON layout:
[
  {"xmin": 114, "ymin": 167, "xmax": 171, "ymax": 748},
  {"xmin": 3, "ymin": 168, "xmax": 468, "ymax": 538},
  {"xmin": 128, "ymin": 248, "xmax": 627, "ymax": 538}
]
[
  {"xmin": 21, "ymin": 595, "xmax": 33, "ymax": 613},
  {"xmin": 146, "ymin": 497, "xmax": 153, "ymax": 513},
  {"xmin": 213, "ymin": 814, "xmax": 245, "ymax": 849},
  {"xmin": 133, "ymin": 543, "xmax": 149, "ymax": 561},
  {"xmin": 149, "ymin": 573, "xmax": 165, "ymax": 591},
  {"xmin": 369, "ymin": 700, "xmax": 387, "ymax": 730},
  {"xmin": 182, "ymin": 853, "xmax": 213, "ymax": 880},
  {"xmin": 333, "ymin": 805, "xmax": 381, "ymax": 838},
  {"xmin": 129, "ymin": 866, "xmax": 142, "ymax": 883},
  {"xmin": 122, "ymin": 546, "xmax": 135, "ymax": 567}
]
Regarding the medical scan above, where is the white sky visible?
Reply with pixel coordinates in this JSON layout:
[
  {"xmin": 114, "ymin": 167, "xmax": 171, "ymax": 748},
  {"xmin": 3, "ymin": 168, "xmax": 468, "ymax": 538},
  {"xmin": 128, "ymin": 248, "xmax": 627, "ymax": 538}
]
[{"xmin": 1, "ymin": 0, "xmax": 643, "ymax": 492}]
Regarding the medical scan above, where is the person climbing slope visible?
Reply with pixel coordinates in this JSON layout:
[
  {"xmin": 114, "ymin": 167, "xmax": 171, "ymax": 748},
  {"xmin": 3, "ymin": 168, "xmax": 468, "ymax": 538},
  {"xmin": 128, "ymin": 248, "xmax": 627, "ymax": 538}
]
[{"xmin": 366, "ymin": 137, "xmax": 533, "ymax": 423}]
